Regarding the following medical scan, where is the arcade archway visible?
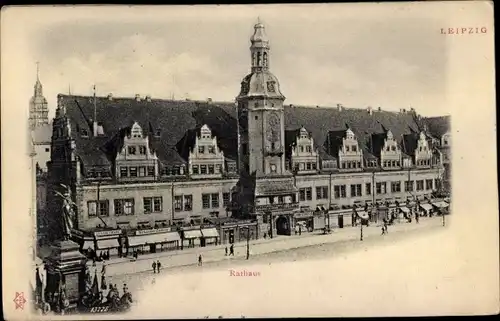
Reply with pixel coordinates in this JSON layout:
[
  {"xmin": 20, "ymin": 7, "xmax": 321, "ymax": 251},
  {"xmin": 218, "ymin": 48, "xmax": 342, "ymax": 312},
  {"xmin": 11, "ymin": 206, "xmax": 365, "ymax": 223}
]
[{"xmin": 276, "ymin": 215, "xmax": 290, "ymax": 235}]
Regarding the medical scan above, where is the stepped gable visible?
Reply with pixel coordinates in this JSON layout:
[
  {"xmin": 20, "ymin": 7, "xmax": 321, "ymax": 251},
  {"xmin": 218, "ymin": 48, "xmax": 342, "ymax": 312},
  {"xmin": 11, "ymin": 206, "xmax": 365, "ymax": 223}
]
[{"xmin": 424, "ymin": 115, "xmax": 451, "ymax": 138}]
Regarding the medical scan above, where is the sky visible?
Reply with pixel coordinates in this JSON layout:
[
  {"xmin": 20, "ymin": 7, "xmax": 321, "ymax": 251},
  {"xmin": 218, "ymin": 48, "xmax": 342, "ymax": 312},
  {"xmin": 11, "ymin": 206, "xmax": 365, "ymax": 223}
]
[{"xmin": 3, "ymin": 3, "xmax": 456, "ymax": 120}]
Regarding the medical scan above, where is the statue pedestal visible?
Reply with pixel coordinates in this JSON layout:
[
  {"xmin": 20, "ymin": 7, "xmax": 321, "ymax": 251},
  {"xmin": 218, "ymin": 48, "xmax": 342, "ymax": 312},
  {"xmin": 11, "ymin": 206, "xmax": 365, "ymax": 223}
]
[{"xmin": 44, "ymin": 240, "xmax": 87, "ymax": 311}]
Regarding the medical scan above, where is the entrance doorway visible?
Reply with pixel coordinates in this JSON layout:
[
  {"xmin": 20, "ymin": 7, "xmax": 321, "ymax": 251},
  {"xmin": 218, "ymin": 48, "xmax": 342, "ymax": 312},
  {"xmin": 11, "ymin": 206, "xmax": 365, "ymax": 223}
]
[
  {"xmin": 338, "ymin": 215, "xmax": 344, "ymax": 228},
  {"xmin": 276, "ymin": 216, "xmax": 290, "ymax": 235},
  {"xmin": 149, "ymin": 244, "xmax": 156, "ymax": 253}
]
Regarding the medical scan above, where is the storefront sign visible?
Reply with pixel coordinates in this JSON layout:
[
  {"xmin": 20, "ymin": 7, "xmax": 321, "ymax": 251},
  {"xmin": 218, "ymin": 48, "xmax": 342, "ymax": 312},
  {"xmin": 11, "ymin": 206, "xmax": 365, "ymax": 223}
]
[
  {"xmin": 135, "ymin": 227, "xmax": 172, "ymax": 235},
  {"xmin": 94, "ymin": 229, "xmax": 122, "ymax": 238},
  {"xmin": 71, "ymin": 229, "xmax": 84, "ymax": 237}
]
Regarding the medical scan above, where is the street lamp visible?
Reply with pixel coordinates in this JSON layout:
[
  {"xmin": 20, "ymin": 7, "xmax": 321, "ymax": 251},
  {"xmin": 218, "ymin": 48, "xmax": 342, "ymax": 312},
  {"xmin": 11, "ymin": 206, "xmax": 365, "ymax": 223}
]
[{"xmin": 242, "ymin": 226, "xmax": 250, "ymax": 260}]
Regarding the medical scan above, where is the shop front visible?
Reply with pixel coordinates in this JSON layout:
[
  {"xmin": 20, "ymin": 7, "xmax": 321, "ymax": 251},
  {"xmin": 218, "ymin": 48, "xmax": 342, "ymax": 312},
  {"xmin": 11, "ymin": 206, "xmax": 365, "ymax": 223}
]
[
  {"xmin": 354, "ymin": 208, "xmax": 370, "ymax": 226},
  {"xmin": 93, "ymin": 229, "xmax": 122, "ymax": 258},
  {"xmin": 127, "ymin": 228, "xmax": 181, "ymax": 254},
  {"xmin": 431, "ymin": 200, "xmax": 449, "ymax": 215},
  {"xmin": 200, "ymin": 227, "xmax": 220, "ymax": 247},
  {"xmin": 419, "ymin": 203, "xmax": 434, "ymax": 217},
  {"xmin": 182, "ymin": 228, "xmax": 203, "ymax": 249},
  {"xmin": 294, "ymin": 206, "xmax": 314, "ymax": 232}
]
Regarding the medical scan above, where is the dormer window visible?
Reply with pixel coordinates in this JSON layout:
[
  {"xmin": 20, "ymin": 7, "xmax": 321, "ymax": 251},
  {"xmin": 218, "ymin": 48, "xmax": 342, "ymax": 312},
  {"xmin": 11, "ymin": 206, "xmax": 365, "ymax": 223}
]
[
  {"xmin": 346, "ymin": 146, "xmax": 350, "ymax": 152},
  {"xmin": 306, "ymin": 146, "xmax": 311, "ymax": 153},
  {"xmin": 128, "ymin": 146, "xmax": 136, "ymax": 155},
  {"xmin": 155, "ymin": 130, "xmax": 161, "ymax": 137},
  {"xmin": 139, "ymin": 146, "xmax": 147, "ymax": 155},
  {"xmin": 352, "ymin": 145, "xmax": 357, "ymax": 152},
  {"xmin": 198, "ymin": 146, "xmax": 205, "ymax": 154},
  {"xmin": 391, "ymin": 146, "xmax": 396, "ymax": 151},
  {"xmin": 208, "ymin": 146, "xmax": 215, "ymax": 154},
  {"xmin": 300, "ymin": 146, "xmax": 304, "ymax": 153}
]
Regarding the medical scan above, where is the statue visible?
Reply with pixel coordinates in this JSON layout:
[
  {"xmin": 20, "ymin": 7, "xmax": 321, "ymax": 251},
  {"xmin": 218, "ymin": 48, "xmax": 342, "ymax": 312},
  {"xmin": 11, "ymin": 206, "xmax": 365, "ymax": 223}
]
[{"xmin": 54, "ymin": 184, "xmax": 77, "ymax": 241}]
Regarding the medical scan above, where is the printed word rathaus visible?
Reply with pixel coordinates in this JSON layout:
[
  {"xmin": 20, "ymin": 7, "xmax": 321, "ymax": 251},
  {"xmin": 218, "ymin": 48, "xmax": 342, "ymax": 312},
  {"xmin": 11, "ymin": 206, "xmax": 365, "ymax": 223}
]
[{"xmin": 229, "ymin": 269, "xmax": 261, "ymax": 277}]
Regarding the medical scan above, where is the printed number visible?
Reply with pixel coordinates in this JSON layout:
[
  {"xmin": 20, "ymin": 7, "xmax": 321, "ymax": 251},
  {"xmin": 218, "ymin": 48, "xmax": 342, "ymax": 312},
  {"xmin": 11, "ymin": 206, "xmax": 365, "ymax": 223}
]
[{"xmin": 90, "ymin": 306, "xmax": 109, "ymax": 313}]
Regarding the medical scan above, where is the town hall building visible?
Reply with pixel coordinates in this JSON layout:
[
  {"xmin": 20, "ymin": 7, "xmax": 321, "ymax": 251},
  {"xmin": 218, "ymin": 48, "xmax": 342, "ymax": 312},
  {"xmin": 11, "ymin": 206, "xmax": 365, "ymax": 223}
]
[{"xmin": 44, "ymin": 21, "xmax": 451, "ymax": 257}]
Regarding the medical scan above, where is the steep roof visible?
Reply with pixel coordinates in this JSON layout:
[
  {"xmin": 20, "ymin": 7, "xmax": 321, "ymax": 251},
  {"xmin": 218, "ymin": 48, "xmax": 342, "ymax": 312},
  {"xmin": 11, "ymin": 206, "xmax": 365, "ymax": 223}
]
[
  {"xmin": 424, "ymin": 116, "xmax": 451, "ymax": 138},
  {"xmin": 59, "ymin": 94, "xmax": 424, "ymax": 173},
  {"xmin": 370, "ymin": 132, "xmax": 387, "ymax": 158}
]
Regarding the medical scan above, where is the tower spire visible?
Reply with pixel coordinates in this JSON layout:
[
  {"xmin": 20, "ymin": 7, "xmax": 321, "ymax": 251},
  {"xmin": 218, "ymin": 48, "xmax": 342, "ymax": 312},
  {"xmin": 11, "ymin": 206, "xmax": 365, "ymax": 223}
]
[
  {"xmin": 36, "ymin": 61, "xmax": 40, "ymax": 81},
  {"xmin": 250, "ymin": 19, "xmax": 270, "ymax": 73}
]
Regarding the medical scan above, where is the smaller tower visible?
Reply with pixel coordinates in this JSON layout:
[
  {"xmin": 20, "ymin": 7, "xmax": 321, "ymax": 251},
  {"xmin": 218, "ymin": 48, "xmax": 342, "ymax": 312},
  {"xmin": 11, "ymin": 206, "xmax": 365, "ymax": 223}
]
[{"xmin": 29, "ymin": 62, "xmax": 49, "ymax": 129}]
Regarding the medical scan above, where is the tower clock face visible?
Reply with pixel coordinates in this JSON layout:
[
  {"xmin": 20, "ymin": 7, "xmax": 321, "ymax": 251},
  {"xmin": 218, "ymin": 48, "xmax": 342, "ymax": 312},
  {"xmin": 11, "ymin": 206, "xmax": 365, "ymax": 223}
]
[{"xmin": 266, "ymin": 112, "xmax": 281, "ymax": 143}]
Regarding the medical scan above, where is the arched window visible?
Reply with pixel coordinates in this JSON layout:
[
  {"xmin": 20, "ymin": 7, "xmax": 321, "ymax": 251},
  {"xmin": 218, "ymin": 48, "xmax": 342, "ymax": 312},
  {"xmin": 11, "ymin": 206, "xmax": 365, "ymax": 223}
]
[
  {"xmin": 257, "ymin": 52, "xmax": 261, "ymax": 66},
  {"xmin": 263, "ymin": 52, "xmax": 268, "ymax": 67},
  {"xmin": 252, "ymin": 53, "xmax": 256, "ymax": 66}
]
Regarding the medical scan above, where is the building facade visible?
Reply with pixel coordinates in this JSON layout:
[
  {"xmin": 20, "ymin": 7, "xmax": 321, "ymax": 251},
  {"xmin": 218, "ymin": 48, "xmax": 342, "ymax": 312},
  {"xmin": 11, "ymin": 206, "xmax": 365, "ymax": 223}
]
[{"xmin": 45, "ymin": 21, "xmax": 450, "ymax": 255}]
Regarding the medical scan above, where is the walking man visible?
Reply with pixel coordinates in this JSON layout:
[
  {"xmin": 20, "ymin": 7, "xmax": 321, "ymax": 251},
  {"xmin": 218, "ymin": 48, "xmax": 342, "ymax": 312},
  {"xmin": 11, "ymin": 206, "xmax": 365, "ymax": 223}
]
[
  {"xmin": 381, "ymin": 225, "xmax": 386, "ymax": 235},
  {"xmin": 198, "ymin": 254, "xmax": 203, "ymax": 266},
  {"xmin": 299, "ymin": 225, "xmax": 302, "ymax": 236},
  {"xmin": 229, "ymin": 244, "xmax": 234, "ymax": 256},
  {"xmin": 156, "ymin": 260, "xmax": 161, "ymax": 273},
  {"xmin": 152, "ymin": 261, "xmax": 157, "ymax": 274},
  {"xmin": 225, "ymin": 246, "xmax": 228, "ymax": 256}
]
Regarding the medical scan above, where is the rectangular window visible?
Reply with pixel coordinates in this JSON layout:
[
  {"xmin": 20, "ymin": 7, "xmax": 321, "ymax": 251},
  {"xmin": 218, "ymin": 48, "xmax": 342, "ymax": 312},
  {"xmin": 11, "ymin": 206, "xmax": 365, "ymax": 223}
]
[
  {"xmin": 200, "ymin": 165, "xmax": 207, "ymax": 174},
  {"xmin": 211, "ymin": 193, "xmax": 219, "ymax": 208},
  {"xmin": 147, "ymin": 166, "xmax": 155, "ymax": 177},
  {"xmin": 216, "ymin": 164, "xmax": 222, "ymax": 173},
  {"xmin": 391, "ymin": 181, "xmax": 401, "ymax": 193},
  {"xmin": 334, "ymin": 185, "xmax": 346, "ymax": 198},
  {"xmin": 184, "ymin": 195, "xmax": 193, "ymax": 211},
  {"xmin": 305, "ymin": 187, "xmax": 312, "ymax": 201},
  {"xmin": 300, "ymin": 146, "xmax": 304, "ymax": 153},
  {"xmin": 351, "ymin": 184, "xmax": 362, "ymax": 197},
  {"xmin": 87, "ymin": 200, "xmax": 109, "ymax": 217},
  {"xmin": 208, "ymin": 146, "xmax": 215, "ymax": 154},
  {"xmin": 366, "ymin": 183, "xmax": 372, "ymax": 195},
  {"xmin": 278, "ymin": 196, "xmax": 284, "ymax": 204},
  {"xmin": 426, "ymin": 179, "xmax": 433, "ymax": 190},
  {"xmin": 174, "ymin": 196, "xmax": 183, "ymax": 212},
  {"xmin": 223, "ymin": 193, "xmax": 231, "ymax": 207},
  {"xmin": 192, "ymin": 165, "xmax": 199, "ymax": 175},
  {"xmin": 128, "ymin": 146, "xmax": 136, "ymax": 155},
  {"xmin": 312, "ymin": 162, "xmax": 317, "ymax": 170},
  {"xmin": 202, "ymin": 194, "xmax": 210, "ymax": 209},
  {"xmin": 299, "ymin": 188, "xmax": 306, "ymax": 201},
  {"xmin": 316, "ymin": 186, "xmax": 328, "ymax": 200},
  {"xmin": 345, "ymin": 146, "xmax": 350, "ymax": 152},
  {"xmin": 113, "ymin": 199, "xmax": 134, "ymax": 216},
  {"xmin": 120, "ymin": 166, "xmax": 128, "ymax": 177},
  {"xmin": 139, "ymin": 146, "xmax": 147, "ymax": 155},
  {"xmin": 306, "ymin": 146, "xmax": 311, "ymax": 153},
  {"xmin": 405, "ymin": 181, "xmax": 414, "ymax": 192},
  {"xmin": 208, "ymin": 165, "xmax": 215, "ymax": 174},
  {"xmin": 352, "ymin": 145, "xmax": 357, "ymax": 152},
  {"xmin": 138, "ymin": 166, "xmax": 146, "ymax": 177},
  {"xmin": 129, "ymin": 167, "xmax": 137, "ymax": 177},
  {"xmin": 306, "ymin": 163, "xmax": 312, "ymax": 170},
  {"xmin": 416, "ymin": 180, "xmax": 424, "ymax": 191},
  {"xmin": 198, "ymin": 146, "xmax": 205, "ymax": 154},
  {"xmin": 143, "ymin": 197, "xmax": 162, "ymax": 214},
  {"xmin": 376, "ymin": 182, "xmax": 387, "ymax": 194}
]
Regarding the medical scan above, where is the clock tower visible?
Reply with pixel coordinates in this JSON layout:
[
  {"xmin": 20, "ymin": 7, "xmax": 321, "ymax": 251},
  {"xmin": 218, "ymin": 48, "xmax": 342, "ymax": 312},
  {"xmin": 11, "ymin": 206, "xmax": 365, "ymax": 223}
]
[{"xmin": 236, "ymin": 20, "xmax": 288, "ymax": 178}]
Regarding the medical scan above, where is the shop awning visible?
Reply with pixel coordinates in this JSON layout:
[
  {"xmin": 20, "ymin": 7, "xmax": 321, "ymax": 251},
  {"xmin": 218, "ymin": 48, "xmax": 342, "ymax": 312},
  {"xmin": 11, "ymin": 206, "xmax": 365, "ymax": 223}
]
[
  {"xmin": 82, "ymin": 240, "xmax": 95, "ymax": 251},
  {"xmin": 432, "ymin": 201, "xmax": 449, "ymax": 208},
  {"xmin": 315, "ymin": 206, "xmax": 327, "ymax": 212},
  {"xmin": 399, "ymin": 207, "xmax": 410, "ymax": 214},
  {"xmin": 201, "ymin": 228, "xmax": 220, "ymax": 238},
  {"xmin": 129, "ymin": 233, "xmax": 181, "ymax": 247},
  {"xmin": 419, "ymin": 204, "xmax": 433, "ymax": 212},
  {"xmin": 356, "ymin": 211, "xmax": 369, "ymax": 220},
  {"xmin": 184, "ymin": 229, "xmax": 203, "ymax": 239},
  {"xmin": 96, "ymin": 239, "xmax": 119, "ymax": 250}
]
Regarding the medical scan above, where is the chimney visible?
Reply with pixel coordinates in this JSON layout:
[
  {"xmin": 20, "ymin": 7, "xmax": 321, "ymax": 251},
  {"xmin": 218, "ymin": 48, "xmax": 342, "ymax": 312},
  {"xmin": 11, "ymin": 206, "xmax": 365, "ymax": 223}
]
[
  {"xmin": 316, "ymin": 105, "xmax": 320, "ymax": 108},
  {"xmin": 367, "ymin": 106, "xmax": 373, "ymax": 115},
  {"xmin": 145, "ymin": 95, "xmax": 152, "ymax": 102},
  {"xmin": 107, "ymin": 93, "xmax": 113, "ymax": 101},
  {"xmin": 207, "ymin": 97, "xmax": 213, "ymax": 103},
  {"xmin": 289, "ymin": 104, "xmax": 294, "ymax": 108},
  {"xmin": 377, "ymin": 106, "xmax": 382, "ymax": 111},
  {"xmin": 135, "ymin": 94, "xmax": 141, "ymax": 102},
  {"xmin": 337, "ymin": 103, "xmax": 342, "ymax": 111}
]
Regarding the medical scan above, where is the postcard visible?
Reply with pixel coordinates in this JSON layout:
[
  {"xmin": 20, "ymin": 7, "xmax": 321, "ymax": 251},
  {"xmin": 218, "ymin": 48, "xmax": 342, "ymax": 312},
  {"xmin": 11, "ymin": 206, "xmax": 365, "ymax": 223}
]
[{"xmin": 1, "ymin": 2, "xmax": 498, "ymax": 319}]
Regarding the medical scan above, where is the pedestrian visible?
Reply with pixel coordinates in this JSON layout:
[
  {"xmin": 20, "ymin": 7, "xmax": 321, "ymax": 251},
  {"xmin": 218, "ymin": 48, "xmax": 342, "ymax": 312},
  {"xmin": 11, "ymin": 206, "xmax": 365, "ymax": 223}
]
[
  {"xmin": 152, "ymin": 261, "xmax": 157, "ymax": 273},
  {"xmin": 101, "ymin": 262, "xmax": 106, "ymax": 276},
  {"xmin": 92, "ymin": 256, "xmax": 96, "ymax": 267},
  {"xmin": 225, "ymin": 246, "xmax": 228, "ymax": 256},
  {"xmin": 101, "ymin": 275, "xmax": 107, "ymax": 290},
  {"xmin": 384, "ymin": 222, "xmax": 389, "ymax": 233},
  {"xmin": 381, "ymin": 225, "xmax": 386, "ymax": 235},
  {"xmin": 299, "ymin": 225, "xmax": 302, "ymax": 236},
  {"xmin": 156, "ymin": 260, "xmax": 161, "ymax": 273},
  {"xmin": 198, "ymin": 254, "xmax": 203, "ymax": 266},
  {"xmin": 416, "ymin": 213, "xmax": 420, "ymax": 224},
  {"xmin": 230, "ymin": 244, "xmax": 234, "ymax": 256}
]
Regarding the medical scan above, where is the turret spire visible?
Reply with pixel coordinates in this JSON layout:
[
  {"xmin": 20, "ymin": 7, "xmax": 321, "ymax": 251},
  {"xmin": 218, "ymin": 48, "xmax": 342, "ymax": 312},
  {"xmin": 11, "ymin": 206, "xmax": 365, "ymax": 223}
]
[{"xmin": 250, "ymin": 19, "xmax": 270, "ymax": 72}]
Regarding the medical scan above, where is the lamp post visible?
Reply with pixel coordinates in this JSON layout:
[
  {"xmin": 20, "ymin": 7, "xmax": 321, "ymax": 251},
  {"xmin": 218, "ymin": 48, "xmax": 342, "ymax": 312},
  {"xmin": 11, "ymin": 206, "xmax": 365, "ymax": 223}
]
[{"xmin": 360, "ymin": 214, "xmax": 364, "ymax": 241}]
